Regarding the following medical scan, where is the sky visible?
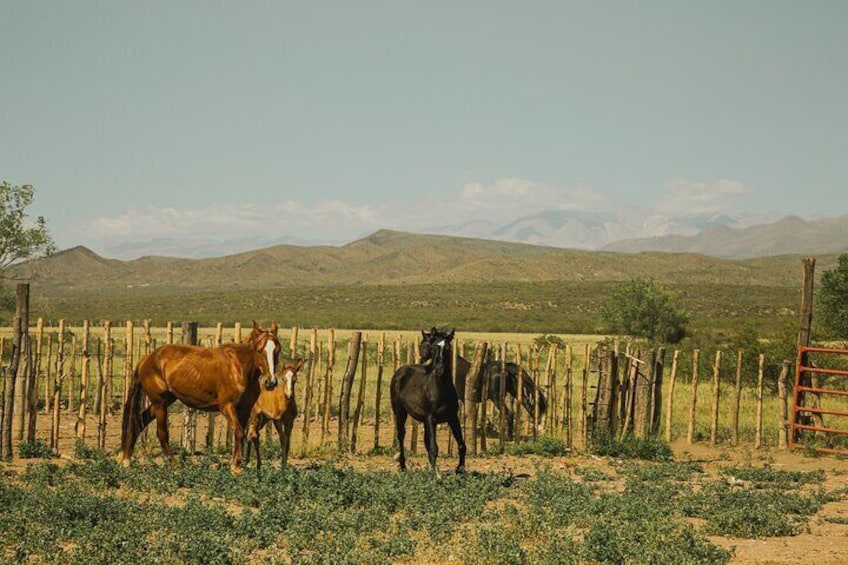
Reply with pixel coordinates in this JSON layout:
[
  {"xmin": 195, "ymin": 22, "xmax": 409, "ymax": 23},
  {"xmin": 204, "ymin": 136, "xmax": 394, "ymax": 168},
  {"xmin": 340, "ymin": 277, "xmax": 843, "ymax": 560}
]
[{"xmin": 1, "ymin": 1, "xmax": 846, "ymax": 255}]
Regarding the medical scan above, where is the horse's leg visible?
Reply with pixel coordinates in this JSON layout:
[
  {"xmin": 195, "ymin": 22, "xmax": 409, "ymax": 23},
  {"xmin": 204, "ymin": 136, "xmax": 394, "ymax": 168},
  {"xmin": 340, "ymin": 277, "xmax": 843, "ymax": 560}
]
[
  {"xmin": 447, "ymin": 415, "xmax": 466, "ymax": 473},
  {"xmin": 273, "ymin": 418, "xmax": 290, "ymax": 468},
  {"xmin": 393, "ymin": 405, "xmax": 408, "ymax": 471},
  {"xmin": 424, "ymin": 415, "xmax": 439, "ymax": 477},
  {"xmin": 152, "ymin": 402, "xmax": 174, "ymax": 463},
  {"xmin": 221, "ymin": 402, "xmax": 245, "ymax": 472}
]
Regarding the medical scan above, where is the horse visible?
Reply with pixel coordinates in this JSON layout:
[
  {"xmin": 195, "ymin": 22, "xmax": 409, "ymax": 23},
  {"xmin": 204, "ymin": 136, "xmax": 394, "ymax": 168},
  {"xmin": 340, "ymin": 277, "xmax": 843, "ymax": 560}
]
[
  {"xmin": 121, "ymin": 321, "xmax": 282, "ymax": 472},
  {"xmin": 244, "ymin": 358, "xmax": 304, "ymax": 474},
  {"xmin": 419, "ymin": 327, "xmax": 548, "ymax": 439},
  {"xmin": 390, "ymin": 328, "xmax": 465, "ymax": 476}
]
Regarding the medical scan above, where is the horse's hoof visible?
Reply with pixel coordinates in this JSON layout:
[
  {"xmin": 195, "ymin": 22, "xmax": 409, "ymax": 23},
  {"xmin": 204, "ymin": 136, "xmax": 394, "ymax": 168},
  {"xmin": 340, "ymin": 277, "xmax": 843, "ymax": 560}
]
[{"xmin": 120, "ymin": 458, "xmax": 131, "ymax": 468}]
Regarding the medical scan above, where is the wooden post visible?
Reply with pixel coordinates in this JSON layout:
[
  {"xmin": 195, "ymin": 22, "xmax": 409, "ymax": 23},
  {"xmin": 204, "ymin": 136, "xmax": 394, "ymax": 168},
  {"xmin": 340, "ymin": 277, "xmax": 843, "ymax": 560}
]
[
  {"xmin": 664, "ymin": 350, "xmax": 680, "ymax": 443},
  {"xmin": 686, "ymin": 349, "xmax": 700, "ymax": 445},
  {"xmin": 650, "ymin": 348, "xmax": 665, "ymax": 436},
  {"xmin": 181, "ymin": 322, "xmax": 198, "ymax": 453},
  {"xmin": 76, "ymin": 321, "xmax": 90, "ymax": 440},
  {"xmin": 98, "ymin": 322, "xmax": 111, "ymax": 450},
  {"xmin": 165, "ymin": 321, "xmax": 174, "ymax": 345},
  {"xmin": 564, "ymin": 344, "xmax": 574, "ymax": 448},
  {"xmin": 321, "ymin": 329, "xmax": 335, "ymax": 445},
  {"xmin": 778, "ymin": 360, "xmax": 790, "ymax": 450},
  {"xmin": 479, "ymin": 348, "xmax": 490, "ymax": 453},
  {"xmin": 66, "ymin": 333, "xmax": 78, "ymax": 415},
  {"xmin": 204, "ymin": 323, "xmax": 223, "ymax": 450},
  {"xmin": 351, "ymin": 334, "xmax": 368, "ymax": 453},
  {"xmin": 545, "ymin": 344, "xmax": 557, "ymax": 435},
  {"xmin": 580, "ymin": 344, "xmax": 590, "ymax": 446},
  {"xmin": 26, "ymin": 318, "xmax": 44, "ymax": 442},
  {"xmin": 289, "ymin": 326, "xmax": 299, "ymax": 359},
  {"xmin": 532, "ymin": 345, "xmax": 541, "ymax": 439},
  {"xmin": 463, "ymin": 342, "xmax": 488, "ymax": 457},
  {"xmin": 515, "ymin": 344, "xmax": 524, "ymax": 442},
  {"xmin": 43, "ymin": 333, "xmax": 54, "ymax": 415},
  {"xmin": 633, "ymin": 350, "xmax": 654, "ymax": 439},
  {"xmin": 49, "ymin": 320, "xmax": 66, "ymax": 453},
  {"xmin": 123, "ymin": 321, "xmax": 134, "ymax": 405},
  {"xmin": 300, "ymin": 329, "xmax": 317, "ymax": 456},
  {"xmin": 337, "ymin": 332, "xmax": 362, "ymax": 452},
  {"xmin": 498, "ymin": 343, "xmax": 507, "ymax": 451},
  {"xmin": 11, "ymin": 285, "xmax": 30, "ymax": 444},
  {"xmin": 709, "ymin": 350, "xmax": 722, "ymax": 446},
  {"xmin": 796, "ymin": 258, "xmax": 823, "ymax": 436},
  {"xmin": 755, "ymin": 353, "xmax": 765, "ymax": 449},
  {"xmin": 731, "ymin": 350, "xmax": 744, "ymax": 446},
  {"xmin": 373, "ymin": 332, "xmax": 385, "ymax": 452},
  {"xmin": 1, "ymin": 284, "xmax": 28, "ymax": 459}
]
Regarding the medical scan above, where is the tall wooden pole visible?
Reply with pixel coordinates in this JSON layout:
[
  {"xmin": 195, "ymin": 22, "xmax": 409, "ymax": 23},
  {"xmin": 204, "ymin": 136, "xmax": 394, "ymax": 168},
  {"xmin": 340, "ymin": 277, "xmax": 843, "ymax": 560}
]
[
  {"xmin": 731, "ymin": 350, "xmax": 744, "ymax": 446},
  {"xmin": 1, "ymin": 284, "xmax": 28, "ymax": 459},
  {"xmin": 98, "ymin": 322, "xmax": 111, "ymax": 450},
  {"xmin": 686, "ymin": 349, "xmax": 700, "ymax": 445},
  {"xmin": 49, "ymin": 320, "xmax": 66, "ymax": 453},
  {"xmin": 373, "ymin": 332, "xmax": 385, "ymax": 452},
  {"xmin": 709, "ymin": 350, "xmax": 722, "ymax": 446},
  {"xmin": 76, "ymin": 321, "xmax": 90, "ymax": 440},
  {"xmin": 301, "ymin": 328, "xmax": 317, "ymax": 456},
  {"xmin": 754, "ymin": 353, "xmax": 765, "ymax": 449}
]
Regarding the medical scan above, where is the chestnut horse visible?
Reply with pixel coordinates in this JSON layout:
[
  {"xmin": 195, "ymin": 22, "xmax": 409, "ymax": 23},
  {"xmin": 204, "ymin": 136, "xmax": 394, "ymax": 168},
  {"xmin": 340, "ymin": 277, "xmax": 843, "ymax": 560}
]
[
  {"xmin": 245, "ymin": 358, "xmax": 304, "ymax": 474},
  {"xmin": 121, "ymin": 321, "xmax": 281, "ymax": 471}
]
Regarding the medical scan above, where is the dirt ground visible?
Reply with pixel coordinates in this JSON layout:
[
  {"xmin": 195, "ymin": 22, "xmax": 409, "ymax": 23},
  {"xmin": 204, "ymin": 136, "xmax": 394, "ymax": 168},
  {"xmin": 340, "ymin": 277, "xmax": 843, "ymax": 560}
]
[{"xmin": 10, "ymin": 411, "xmax": 848, "ymax": 565}]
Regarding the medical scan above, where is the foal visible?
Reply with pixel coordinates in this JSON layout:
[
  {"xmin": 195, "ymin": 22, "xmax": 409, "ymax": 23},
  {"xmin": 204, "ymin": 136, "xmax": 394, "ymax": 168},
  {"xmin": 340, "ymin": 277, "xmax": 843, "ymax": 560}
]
[
  {"xmin": 245, "ymin": 359, "xmax": 304, "ymax": 473},
  {"xmin": 390, "ymin": 328, "xmax": 465, "ymax": 476}
]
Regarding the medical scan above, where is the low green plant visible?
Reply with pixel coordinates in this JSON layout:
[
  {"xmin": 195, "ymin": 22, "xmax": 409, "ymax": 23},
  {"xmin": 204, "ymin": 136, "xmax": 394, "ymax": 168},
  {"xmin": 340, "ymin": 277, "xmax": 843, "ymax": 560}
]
[
  {"xmin": 18, "ymin": 440, "xmax": 52, "ymax": 459},
  {"xmin": 590, "ymin": 431, "xmax": 673, "ymax": 461}
]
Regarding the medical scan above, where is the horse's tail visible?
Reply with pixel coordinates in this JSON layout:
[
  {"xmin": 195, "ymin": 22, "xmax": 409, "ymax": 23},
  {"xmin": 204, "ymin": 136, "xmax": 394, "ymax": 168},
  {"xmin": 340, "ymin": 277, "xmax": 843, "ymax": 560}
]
[{"xmin": 121, "ymin": 365, "xmax": 146, "ymax": 462}]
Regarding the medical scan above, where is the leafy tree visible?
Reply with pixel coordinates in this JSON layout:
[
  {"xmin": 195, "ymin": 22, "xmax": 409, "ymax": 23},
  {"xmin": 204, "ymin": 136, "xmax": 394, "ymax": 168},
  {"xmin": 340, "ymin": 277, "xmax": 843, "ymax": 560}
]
[
  {"xmin": 0, "ymin": 181, "xmax": 55, "ymax": 271},
  {"xmin": 818, "ymin": 253, "xmax": 848, "ymax": 339},
  {"xmin": 600, "ymin": 278, "xmax": 689, "ymax": 343},
  {"xmin": 0, "ymin": 182, "xmax": 56, "ymax": 308}
]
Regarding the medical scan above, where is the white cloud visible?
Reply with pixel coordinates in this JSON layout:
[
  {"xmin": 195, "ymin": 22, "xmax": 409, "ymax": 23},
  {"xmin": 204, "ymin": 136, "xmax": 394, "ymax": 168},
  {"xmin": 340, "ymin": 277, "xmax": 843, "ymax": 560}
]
[
  {"xmin": 459, "ymin": 178, "xmax": 609, "ymax": 219},
  {"xmin": 655, "ymin": 179, "xmax": 755, "ymax": 215}
]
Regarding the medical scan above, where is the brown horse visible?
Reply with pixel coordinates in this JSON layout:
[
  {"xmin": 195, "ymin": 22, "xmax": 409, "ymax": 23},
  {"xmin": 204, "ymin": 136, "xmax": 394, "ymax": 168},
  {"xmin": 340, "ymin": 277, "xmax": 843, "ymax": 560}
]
[
  {"xmin": 121, "ymin": 321, "xmax": 281, "ymax": 471},
  {"xmin": 245, "ymin": 358, "xmax": 304, "ymax": 474}
]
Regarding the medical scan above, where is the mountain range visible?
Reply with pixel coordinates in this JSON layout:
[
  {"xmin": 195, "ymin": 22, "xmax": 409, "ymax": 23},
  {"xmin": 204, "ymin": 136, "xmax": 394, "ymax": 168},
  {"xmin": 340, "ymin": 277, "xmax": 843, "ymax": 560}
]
[{"xmin": 92, "ymin": 211, "xmax": 846, "ymax": 261}]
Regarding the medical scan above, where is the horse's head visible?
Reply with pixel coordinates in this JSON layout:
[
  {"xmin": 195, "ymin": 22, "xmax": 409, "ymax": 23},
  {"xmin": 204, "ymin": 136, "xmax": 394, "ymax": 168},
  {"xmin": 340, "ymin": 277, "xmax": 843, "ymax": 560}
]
[
  {"xmin": 249, "ymin": 321, "xmax": 281, "ymax": 390},
  {"xmin": 278, "ymin": 358, "xmax": 304, "ymax": 399},
  {"xmin": 419, "ymin": 327, "xmax": 454, "ymax": 371}
]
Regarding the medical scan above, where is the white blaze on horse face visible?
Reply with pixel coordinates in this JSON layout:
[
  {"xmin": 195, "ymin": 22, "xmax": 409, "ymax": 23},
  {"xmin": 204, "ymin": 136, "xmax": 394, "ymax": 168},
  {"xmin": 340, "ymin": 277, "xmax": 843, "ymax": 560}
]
[
  {"xmin": 264, "ymin": 340, "xmax": 277, "ymax": 386},
  {"xmin": 284, "ymin": 369, "xmax": 294, "ymax": 399}
]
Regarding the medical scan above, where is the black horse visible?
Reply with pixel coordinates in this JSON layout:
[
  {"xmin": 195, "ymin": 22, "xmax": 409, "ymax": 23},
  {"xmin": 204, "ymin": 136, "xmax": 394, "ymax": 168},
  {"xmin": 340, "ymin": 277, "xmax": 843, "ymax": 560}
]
[
  {"xmin": 419, "ymin": 328, "xmax": 548, "ymax": 439},
  {"xmin": 390, "ymin": 328, "xmax": 466, "ymax": 475}
]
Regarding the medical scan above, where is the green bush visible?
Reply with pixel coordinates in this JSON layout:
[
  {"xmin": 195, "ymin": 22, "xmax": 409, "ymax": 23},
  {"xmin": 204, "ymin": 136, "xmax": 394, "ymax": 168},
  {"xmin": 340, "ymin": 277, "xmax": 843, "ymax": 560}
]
[{"xmin": 18, "ymin": 440, "xmax": 52, "ymax": 459}]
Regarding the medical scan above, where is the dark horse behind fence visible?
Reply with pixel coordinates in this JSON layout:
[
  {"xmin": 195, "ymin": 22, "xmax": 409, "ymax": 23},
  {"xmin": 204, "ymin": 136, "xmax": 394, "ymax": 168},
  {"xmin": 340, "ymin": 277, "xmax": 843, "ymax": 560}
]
[
  {"xmin": 391, "ymin": 327, "xmax": 465, "ymax": 476},
  {"xmin": 419, "ymin": 327, "xmax": 548, "ymax": 438},
  {"xmin": 121, "ymin": 321, "xmax": 282, "ymax": 472}
]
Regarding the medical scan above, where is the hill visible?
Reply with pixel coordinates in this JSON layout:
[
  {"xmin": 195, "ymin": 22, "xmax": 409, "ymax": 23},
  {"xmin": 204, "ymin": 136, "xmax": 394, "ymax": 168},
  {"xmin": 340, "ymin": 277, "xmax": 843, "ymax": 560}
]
[
  {"xmin": 7, "ymin": 229, "xmax": 831, "ymax": 295},
  {"xmin": 601, "ymin": 215, "xmax": 848, "ymax": 259}
]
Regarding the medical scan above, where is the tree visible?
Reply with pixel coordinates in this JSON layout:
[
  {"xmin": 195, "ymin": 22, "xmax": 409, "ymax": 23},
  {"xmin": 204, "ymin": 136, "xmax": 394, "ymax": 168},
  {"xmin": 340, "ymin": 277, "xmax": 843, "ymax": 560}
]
[
  {"xmin": 0, "ymin": 182, "xmax": 56, "ymax": 272},
  {"xmin": 600, "ymin": 278, "xmax": 689, "ymax": 343},
  {"xmin": 818, "ymin": 253, "xmax": 848, "ymax": 339},
  {"xmin": 0, "ymin": 182, "xmax": 55, "ymax": 312}
]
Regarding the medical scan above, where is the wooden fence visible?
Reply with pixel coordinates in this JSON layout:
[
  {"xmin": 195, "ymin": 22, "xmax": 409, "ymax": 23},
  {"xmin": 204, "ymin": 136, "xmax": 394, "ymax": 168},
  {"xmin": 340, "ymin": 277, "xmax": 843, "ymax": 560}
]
[{"xmin": 0, "ymin": 319, "xmax": 808, "ymax": 460}]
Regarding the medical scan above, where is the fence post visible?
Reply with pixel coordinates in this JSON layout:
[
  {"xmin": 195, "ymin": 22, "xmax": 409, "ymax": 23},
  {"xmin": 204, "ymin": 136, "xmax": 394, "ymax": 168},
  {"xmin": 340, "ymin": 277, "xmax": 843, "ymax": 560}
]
[
  {"xmin": 1, "ymin": 284, "xmax": 28, "ymax": 459},
  {"xmin": 709, "ymin": 350, "xmax": 722, "ymax": 446},
  {"xmin": 778, "ymin": 360, "xmax": 790, "ymax": 450},
  {"xmin": 321, "ymin": 329, "xmax": 335, "ymax": 445},
  {"xmin": 731, "ymin": 350, "xmax": 743, "ymax": 446},
  {"xmin": 351, "ymin": 334, "xmax": 368, "ymax": 453},
  {"xmin": 373, "ymin": 332, "xmax": 385, "ymax": 452},
  {"xmin": 664, "ymin": 350, "xmax": 680, "ymax": 443},
  {"xmin": 76, "ymin": 321, "xmax": 90, "ymax": 440},
  {"xmin": 463, "ymin": 341, "xmax": 488, "ymax": 457},
  {"xmin": 338, "ymin": 331, "xmax": 362, "ymax": 453},
  {"xmin": 181, "ymin": 322, "xmax": 198, "ymax": 453},
  {"xmin": 27, "ymin": 318, "xmax": 44, "ymax": 442},
  {"xmin": 49, "ymin": 320, "xmax": 66, "ymax": 453},
  {"xmin": 754, "ymin": 353, "xmax": 765, "ymax": 449},
  {"xmin": 98, "ymin": 322, "xmax": 111, "ymax": 450},
  {"xmin": 686, "ymin": 349, "xmax": 700, "ymax": 445}
]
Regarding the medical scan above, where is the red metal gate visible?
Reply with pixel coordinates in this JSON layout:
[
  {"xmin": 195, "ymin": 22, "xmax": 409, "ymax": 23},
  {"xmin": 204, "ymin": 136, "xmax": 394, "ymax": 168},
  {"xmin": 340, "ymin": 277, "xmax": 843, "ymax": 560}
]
[{"xmin": 790, "ymin": 345, "xmax": 848, "ymax": 455}]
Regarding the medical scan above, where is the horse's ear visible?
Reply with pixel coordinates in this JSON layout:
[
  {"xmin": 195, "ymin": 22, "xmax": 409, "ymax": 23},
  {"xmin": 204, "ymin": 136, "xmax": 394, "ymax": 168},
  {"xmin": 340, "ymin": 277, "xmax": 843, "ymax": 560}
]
[
  {"xmin": 421, "ymin": 330, "xmax": 427, "ymax": 339},
  {"xmin": 295, "ymin": 358, "xmax": 305, "ymax": 371},
  {"xmin": 252, "ymin": 320, "xmax": 260, "ymax": 333},
  {"xmin": 269, "ymin": 321, "xmax": 278, "ymax": 335},
  {"xmin": 448, "ymin": 328, "xmax": 455, "ymax": 341}
]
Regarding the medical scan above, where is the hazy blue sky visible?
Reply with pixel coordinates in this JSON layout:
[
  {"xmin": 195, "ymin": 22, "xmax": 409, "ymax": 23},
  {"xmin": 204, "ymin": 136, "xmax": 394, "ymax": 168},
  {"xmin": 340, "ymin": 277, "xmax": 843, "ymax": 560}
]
[{"xmin": 1, "ymin": 1, "xmax": 846, "ymax": 252}]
